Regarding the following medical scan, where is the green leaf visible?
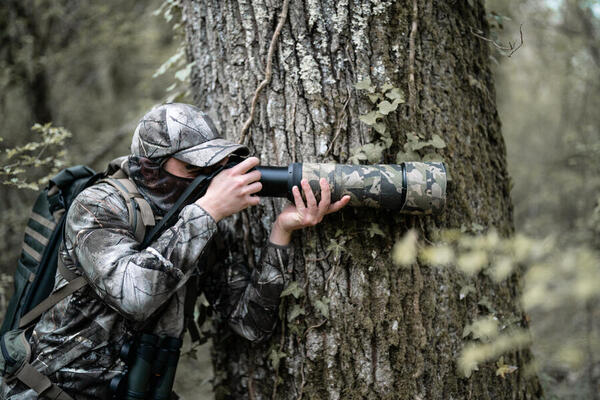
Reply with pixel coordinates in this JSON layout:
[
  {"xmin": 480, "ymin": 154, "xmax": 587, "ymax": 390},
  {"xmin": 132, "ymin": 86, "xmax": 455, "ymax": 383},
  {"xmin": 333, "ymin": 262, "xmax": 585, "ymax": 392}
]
[
  {"xmin": 459, "ymin": 284, "xmax": 476, "ymax": 300},
  {"xmin": 406, "ymin": 132, "xmax": 420, "ymax": 144},
  {"xmin": 471, "ymin": 222, "xmax": 485, "ymax": 233},
  {"xmin": 313, "ymin": 297, "xmax": 330, "ymax": 318},
  {"xmin": 367, "ymin": 223, "xmax": 385, "ymax": 238},
  {"xmin": 381, "ymin": 136, "xmax": 393, "ymax": 148},
  {"xmin": 490, "ymin": 257, "xmax": 514, "ymax": 283},
  {"xmin": 457, "ymin": 250, "xmax": 488, "ymax": 275},
  {"xmin": 269, "ymin": 348, "xmax": 287, "ymax": 370},
  {"xmin": 367, "ymin": 93, "xmax": 383, "ymax": 103},
  {"xmin": 281, "ymin": 281, "xmax": 304, "ymax": 299},
  {"xmin": 465, "ymin": 316, "xmax": 499, "ymax": 341},
  {"xmin": 174, "ymin": 63, "xmax": 192, "ymax": 82},
  {"xmin": 412, "ymin": 140, "xmax": 432, "ymax": 151},
  {"xmin": 359, "ymin": 111, "xmax": 382, "ymax": 126},
  {"xmin": 393, "ymin": 229, "xmax": 418, "ymax": 267},
  {"xmin": 5, "ymin": 148, "xmax": 18, "ymax": 159},
  {"xmin": 153, "ymin": 46, "xmax": 185, "ymax": 78},
  {"xmin": 381, "ymin": 83, "xmax": 394, "ymax": 92},
  {"xmin": 420, "ymin": 245, "xmax": 455, "ymax": 266},
  {"xmin": 288, "ymin": 304, "xmax": 306, "ymax": 322},
  {"xmin": 496, "ymin": 363, "xmax": 518, "ymax": 379},
  {"xmin": 378, "ymin": 100, "xmax": 399, "ymax": 115},
  {"xmin": 430, "ymin": 134, "xmax": 446, "ymax": 149},
  {"xmin": 354, "ymin": 77, "xmax": 374, "ymax": 92},
  {"xmin": 364, "ymin": 142, "xmax": 386, "ymax": 163},
  {"xmin": 348, "ymin": 151, "xmax": 368, "ymax": 165},
  {"xmin": 396, "ymin": 150, "xmax": 420, "ymax": 163},
  {"xmin": 326, "ymin": 238, "xmax": 347, "ymax": 260},
  {"xmin": 373, "ymin": 122, "xmax": 387, "ymax": 135},
  {"xmin": 477, "ymin": 296, "xmax": 496, "ymax": 313},
  {"xmin": 385, "ymin": 87, "xmax": 405, "ymax": 102}
]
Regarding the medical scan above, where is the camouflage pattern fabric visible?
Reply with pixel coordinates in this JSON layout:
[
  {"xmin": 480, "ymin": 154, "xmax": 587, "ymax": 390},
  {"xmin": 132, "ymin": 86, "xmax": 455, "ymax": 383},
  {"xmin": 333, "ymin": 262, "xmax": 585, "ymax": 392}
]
[
  {"xmin": 0, "ymin": 167, "xmax": 287, "ymax": 400},
  {"xmin": 403, "ymin": 162, "xmax": 446, "ymax": 214},
  {"xmin": 300, "ymin": 162, "xmax": 446, "ymax": 214},
  {"xmin": 131, "ymin": 103, "xmax": 249, "ymax": 167}
]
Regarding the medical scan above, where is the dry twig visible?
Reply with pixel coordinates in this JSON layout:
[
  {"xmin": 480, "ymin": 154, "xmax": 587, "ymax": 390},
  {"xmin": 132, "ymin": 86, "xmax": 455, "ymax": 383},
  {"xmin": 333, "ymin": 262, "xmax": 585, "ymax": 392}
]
[
  {"xmin": 239, "ymin": 0, "xmax": 290, "ymax": 144},
  {"xmin": 470, "ymin": 24, "xmax": 524, "ymax": 57},
  {"xmin": 324, "ymin": 97, "xmax": 350, "ymax": 157},
  {"xmin": 408, "ymin": 0, "xmax": 418, "ymax": 112}
]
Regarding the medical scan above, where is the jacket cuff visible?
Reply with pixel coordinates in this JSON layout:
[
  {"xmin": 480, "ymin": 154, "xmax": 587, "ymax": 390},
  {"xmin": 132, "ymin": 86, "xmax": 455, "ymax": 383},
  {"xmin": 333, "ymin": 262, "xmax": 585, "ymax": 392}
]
[{"xmin": 266, "ymin": 241, "xmax": 291, "ymax": 250}]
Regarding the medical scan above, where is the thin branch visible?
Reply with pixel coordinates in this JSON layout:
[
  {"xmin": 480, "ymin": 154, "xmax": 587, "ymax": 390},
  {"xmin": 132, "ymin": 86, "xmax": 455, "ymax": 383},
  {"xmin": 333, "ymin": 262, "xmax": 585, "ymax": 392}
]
[
  {"xmin": 303, "ymin": 319, "xmax": 327, "ymax": 340},
  {"xmin": 470, "ymin": 24, "xmax": 524, "ymax": 58},
  {"xmin": 239, "ymin": 0, "xmax": 290, "ymax": 145},
  {"xmin": 305, "ymin": 251, "xmax": 331, "ymax": 262},
  {"xmin": 296, "ymin": 361, "xmax": 306, "ymax": 400},
  {"xmin": 324, "ymin": 97, "xmax": 350, "ymax": 157},
  {"xmin": 324, "ymin": 260, "xmax": 338, "ymax": 292},
  {"xmin": 408, "ymin": 0, "xmax": 418, "ymax": 113}
]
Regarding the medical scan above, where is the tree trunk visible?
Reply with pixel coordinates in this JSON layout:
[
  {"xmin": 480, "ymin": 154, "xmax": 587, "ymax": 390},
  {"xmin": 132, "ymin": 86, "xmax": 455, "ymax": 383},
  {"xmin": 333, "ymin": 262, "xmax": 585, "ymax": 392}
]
[{"xmin": 183, "ymin": 0, "xmax": 542, "ymax": 399}]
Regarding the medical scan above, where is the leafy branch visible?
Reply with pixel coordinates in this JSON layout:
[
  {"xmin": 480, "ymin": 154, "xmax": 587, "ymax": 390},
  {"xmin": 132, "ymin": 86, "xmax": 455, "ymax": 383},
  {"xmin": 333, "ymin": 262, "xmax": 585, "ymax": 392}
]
[{"xmin": 1, "ymin": 123, "xmax": 71, "ymax": 190}]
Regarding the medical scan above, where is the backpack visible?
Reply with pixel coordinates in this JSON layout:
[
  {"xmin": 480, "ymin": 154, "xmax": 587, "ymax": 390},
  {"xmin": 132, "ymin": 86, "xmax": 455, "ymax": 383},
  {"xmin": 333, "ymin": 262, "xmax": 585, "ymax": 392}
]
[
  {"xmin": 0, "ymin": 164, "xmax": 155, "ymax": 400},
  {"xmin": 0, "ymin": 165, "xmax": 99, "ymax": 335}
]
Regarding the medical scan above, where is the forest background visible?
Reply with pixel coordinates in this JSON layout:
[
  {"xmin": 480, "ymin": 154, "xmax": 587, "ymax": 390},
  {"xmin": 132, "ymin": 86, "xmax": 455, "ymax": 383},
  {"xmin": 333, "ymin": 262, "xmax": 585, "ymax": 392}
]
[{"xmin": 0, "ymin": 0, "xmax": 598, "ymax": 399}]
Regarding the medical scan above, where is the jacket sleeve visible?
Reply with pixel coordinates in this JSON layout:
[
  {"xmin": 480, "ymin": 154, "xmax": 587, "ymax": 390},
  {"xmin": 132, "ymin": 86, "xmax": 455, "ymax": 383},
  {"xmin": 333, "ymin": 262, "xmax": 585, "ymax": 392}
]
[
  {"xmin": 202, "ymin": 225, "xmax": 288, "ymax": 343},
  {"xmin": 63, "ymin": 182, "xmax": 217, "ymax": 322}
]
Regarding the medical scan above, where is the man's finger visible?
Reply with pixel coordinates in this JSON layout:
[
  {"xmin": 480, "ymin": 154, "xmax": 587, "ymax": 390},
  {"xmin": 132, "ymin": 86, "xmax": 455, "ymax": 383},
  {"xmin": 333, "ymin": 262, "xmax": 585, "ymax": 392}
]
[
  {"xmin": 243, "ymin": 181, "xmax": 263, "ymax": 195},
  {"xmin": 241, "ymin": 170, "xmax": 262, "ymax": 185},
  {"xmin": 326, "ymin": 195, "xmax": 351, "ymax": 214},
  {"xmin": 246, "ymin": 194, "xmax": 261, "ymax": 206},
  {"xmin": 302, "ymin": 179, "xmax": 317, "ymax": 209},
  {"xmin": 318, "ymin": 178, "xmax": 331, "ymax": 215},
  {"xmin": 230, "ymin": 156, "xmax": 260, "ymax": 175},
  {"xmin": 292, "ymin": 185, "xmax": 305, "ymax": 211}
]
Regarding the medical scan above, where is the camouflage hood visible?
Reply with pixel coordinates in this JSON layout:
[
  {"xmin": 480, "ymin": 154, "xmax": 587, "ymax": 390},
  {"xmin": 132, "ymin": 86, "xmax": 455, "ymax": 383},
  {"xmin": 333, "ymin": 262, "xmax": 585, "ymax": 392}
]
[{"xmin": 131, "ymin": 103, "xmax": 249, "ymax": 167}]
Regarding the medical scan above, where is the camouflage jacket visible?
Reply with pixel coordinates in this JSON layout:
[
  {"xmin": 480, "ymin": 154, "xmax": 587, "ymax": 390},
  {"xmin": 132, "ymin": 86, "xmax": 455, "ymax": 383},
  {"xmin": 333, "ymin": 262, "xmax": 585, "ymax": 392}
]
[{"xmin": 1, "ymin": 176, "xmax": 287, "ymax": 399}]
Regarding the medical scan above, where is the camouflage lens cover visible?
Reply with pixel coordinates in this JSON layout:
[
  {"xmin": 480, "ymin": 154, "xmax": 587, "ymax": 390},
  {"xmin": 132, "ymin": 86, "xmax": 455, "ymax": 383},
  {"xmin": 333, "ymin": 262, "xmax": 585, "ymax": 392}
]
[
  {"xmin": 300, "ymin": 162, "xmax": 446, "ymax": 214},
  {"xmin": 402, "ymin": 162, "xmax": 446, "ymax": 215}
]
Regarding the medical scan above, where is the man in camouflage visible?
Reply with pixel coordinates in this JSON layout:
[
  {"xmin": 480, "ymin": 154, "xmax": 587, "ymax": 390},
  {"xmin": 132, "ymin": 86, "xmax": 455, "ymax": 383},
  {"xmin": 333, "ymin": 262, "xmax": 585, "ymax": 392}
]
[{"xmin": 0, "ymin": 103, "xmax": 349, "ymax": 399}]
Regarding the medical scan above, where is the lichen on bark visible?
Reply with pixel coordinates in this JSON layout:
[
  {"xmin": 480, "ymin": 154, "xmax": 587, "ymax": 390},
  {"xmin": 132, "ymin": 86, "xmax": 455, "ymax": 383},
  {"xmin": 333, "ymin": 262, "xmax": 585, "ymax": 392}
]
[{"xmin": 183, "ymin": 0, "xmax": 542, "ymax": 399}]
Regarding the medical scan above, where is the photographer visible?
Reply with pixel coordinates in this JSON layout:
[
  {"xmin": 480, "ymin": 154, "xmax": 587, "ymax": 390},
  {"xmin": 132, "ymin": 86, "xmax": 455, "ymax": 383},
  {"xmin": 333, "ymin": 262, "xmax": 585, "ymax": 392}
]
[{"xmin": 0, "ymin": 103, "xmax": 349, "ymax": 399}]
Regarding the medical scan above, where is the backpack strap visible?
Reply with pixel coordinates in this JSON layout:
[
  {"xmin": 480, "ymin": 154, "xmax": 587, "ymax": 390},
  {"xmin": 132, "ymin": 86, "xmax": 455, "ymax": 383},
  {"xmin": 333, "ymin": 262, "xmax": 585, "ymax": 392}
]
[
  {"xmin": 98, "ymin": 177, "xmax": 155, "ymax": 243},
  {"xmin": 18, "ymin": 275, "xmax": 87, "ymax": 329},
  {"xmin": 15, "ymin": 362, "xmax": 74, "ymax": 400}
]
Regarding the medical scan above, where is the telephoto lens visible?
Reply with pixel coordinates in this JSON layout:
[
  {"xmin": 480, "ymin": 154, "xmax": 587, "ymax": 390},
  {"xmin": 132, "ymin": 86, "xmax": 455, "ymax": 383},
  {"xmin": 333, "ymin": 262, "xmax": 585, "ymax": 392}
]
[{"xmin": 253, "ymin": 161, "xmax": 447, "ymax": 214}]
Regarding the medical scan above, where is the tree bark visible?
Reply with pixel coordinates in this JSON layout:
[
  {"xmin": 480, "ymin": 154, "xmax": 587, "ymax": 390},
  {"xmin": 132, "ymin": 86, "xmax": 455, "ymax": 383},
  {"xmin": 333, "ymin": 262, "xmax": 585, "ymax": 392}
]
[{"xmin": 184, "ymin": 0, "xmax": 542, "ymax": 399}]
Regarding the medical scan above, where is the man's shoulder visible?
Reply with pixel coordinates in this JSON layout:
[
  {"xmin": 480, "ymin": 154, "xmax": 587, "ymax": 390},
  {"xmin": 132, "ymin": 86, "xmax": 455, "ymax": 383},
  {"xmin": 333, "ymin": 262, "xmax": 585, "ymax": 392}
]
[
  {"xmin": 73, "ymin": 181, "xmax": 130, "ymax": 211},
  {"xmin": 66, "ymin": 181, "xmax": 131, "ymax": 229}
]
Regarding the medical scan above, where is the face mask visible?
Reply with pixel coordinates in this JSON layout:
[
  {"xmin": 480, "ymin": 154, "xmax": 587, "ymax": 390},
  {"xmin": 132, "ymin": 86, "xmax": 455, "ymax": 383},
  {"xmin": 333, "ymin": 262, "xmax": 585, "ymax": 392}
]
[{"xmin": 128, "ymin": 156, "xmax": 194, "ymax": 214}]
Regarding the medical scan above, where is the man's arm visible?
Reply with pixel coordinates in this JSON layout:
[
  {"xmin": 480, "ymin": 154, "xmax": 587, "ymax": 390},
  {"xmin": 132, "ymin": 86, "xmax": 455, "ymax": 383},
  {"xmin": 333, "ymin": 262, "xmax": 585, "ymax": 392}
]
[
  {"xmin": 202, "ymin": 232, "xmax": 288, "ymax": 343},
  {"xmin": 64, "ymin": 182, "xmax": 217, "ymax": 322},
  {"xmin": 200, "ymin": 172, "xmax": 350, "ymax": 342}
]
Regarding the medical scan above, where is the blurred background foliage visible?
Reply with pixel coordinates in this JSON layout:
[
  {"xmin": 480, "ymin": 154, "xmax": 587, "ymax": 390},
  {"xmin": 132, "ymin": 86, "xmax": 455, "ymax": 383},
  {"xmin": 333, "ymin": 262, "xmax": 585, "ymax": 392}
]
[{"xmin": 0, "ymin": 0, "xmax": 598, "ymax": 398}]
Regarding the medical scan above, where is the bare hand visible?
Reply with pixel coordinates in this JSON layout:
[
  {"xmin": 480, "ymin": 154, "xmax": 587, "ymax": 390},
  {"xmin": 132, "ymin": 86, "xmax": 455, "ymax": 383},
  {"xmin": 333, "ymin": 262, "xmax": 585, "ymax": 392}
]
[
  {"xmin": 270, "ymin": 178, "xmax": 350, "ymax": 245},
  {"xmin": 195, "ymin": 157, "xmax": 262, "ymax": 221}
]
